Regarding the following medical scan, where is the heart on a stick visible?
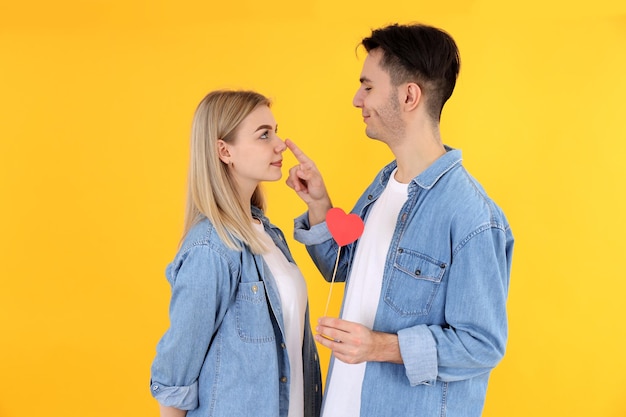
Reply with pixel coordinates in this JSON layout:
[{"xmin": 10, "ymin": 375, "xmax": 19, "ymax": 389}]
[{"xmin": 326, "ymin": 207, "xmax": 364, "ymax": 246}]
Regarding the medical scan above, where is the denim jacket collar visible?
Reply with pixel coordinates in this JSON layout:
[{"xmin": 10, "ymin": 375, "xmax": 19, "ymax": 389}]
[
  {"xmin": 252, "ymin": 205, "xmax": 267, "ymax": 224},
  {"xmin": 378, "ymin": 146, "xmax": 463, "ymax": 192}
]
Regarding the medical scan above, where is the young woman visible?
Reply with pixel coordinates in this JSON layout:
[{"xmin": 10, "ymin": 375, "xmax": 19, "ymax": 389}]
[{"xmin": 150, "ymin": 90, "xmax": 322, "ymax": 417}]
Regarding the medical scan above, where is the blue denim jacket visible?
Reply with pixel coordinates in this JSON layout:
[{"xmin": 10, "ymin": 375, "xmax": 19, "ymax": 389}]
[
  {"xmin": 294, "ymin": 149, "xmax": 513, "ymax": 417},
  {"xmin": 151, "ymin": 206, "xmax": 322, "ymax": 417}
]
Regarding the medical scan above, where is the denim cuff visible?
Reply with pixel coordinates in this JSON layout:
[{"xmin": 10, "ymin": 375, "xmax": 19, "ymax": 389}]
[
  {"xmin": 293, "ymin": 212, "xmax": 333, "ymax": 245},
  {"xmin": 150, "ymin": 379, "xmax": 198, "ymax": 410},
  {"xmin": 398, "ymin": 325, "xmax": 438, "ymax": 386}
]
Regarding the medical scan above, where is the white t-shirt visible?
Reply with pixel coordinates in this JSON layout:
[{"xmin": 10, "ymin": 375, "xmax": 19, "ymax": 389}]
[
  {"xmin": 253, "ymin": 222, "xmax": 308, "ymax": 417},
  {"xmin": 321, "ymin": 169, "xmax": 408, "ymax": 417}
]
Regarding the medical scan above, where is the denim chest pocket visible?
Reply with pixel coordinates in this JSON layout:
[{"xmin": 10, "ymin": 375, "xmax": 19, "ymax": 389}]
[
  {"xmin": 235, "ymin": 281, "xmax": 275, "ymax": 343},
  {"xmin": 385, "ymin": 249, "xmax": 447, "ymax": 316}
]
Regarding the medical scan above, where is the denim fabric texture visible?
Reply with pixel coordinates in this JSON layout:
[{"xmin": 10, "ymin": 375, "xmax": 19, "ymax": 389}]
[
  {"xmin": 151, "ymin": 206, "xmax": 322, "ymax": 417},
  {"xmin": 294, "ymin": 148, "xmax": 514, "ymax": 417}
]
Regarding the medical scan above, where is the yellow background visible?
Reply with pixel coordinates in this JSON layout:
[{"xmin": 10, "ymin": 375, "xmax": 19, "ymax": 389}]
[{"xmin": 1, "ymin": 0, "xmax": 625, "ymax": 416}]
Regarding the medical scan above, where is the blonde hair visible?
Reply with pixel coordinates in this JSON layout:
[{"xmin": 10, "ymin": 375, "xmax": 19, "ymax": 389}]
[{"xmin": 182, "ymin": 90, "xmax": 270, "ymax": 253}]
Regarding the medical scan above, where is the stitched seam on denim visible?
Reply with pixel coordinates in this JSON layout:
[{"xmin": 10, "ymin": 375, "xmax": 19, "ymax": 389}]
[
  {"xmin": 393, "ymin": 249, "xmax": 446, "ymax": 283},
  {"xmin": 236, "ymin": 327, "xmax": 276, "ymax": 343},
  {"xmin": 462, "ymin": 168, "xmax": 509, "ymax": 230},
  {"xmin": 452, "ymin": 222, "xmax": 507, "ymax": 257},
  {"xmin": 440, "ymin": 381, "xmax": 448, "ymax": 417},
  {"xmin": 179, "ymin": 221, "xmax": 245, "ymax": 272},
  {"xmin": 209, "ymin": 332, "xmax": 221, "ymax": 415},
  {"xmin": 417, "ymin": 157, "xmax": 463, "ymax": 190}
]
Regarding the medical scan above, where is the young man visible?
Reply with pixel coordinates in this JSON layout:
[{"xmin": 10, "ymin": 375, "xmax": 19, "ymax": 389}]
[{"xmin": 286, "ymin": 23, "xmax": 514, "ymax": 417}]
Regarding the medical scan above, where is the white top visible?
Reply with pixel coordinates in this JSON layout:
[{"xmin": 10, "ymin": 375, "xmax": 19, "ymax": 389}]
[
  {"xmin": 254, "ymin": 222, "xmax": 308, "ymax": 417},
  {"xmin": 321, "ymin": 169, "xmax": 408, "ymax": 417}
]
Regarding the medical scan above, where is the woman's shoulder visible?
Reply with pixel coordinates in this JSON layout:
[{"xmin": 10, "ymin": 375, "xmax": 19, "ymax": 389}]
[
  {"xmin": 178, "ymin": 218, "xmax": 239, "ymax": 260},
  {"xmin": 166, "ymin": 219, "xmax": 243, "ymax": 274},
  {"xmin": 165, "ymin": 219, "xmax": 242, "ymax": 286}
]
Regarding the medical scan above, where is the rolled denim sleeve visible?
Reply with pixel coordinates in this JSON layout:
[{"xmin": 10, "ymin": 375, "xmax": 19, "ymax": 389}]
[
  {"xmin": 294, "ymin": 212, "xmax": 352, "ymax": 283},
  {"xmin": 398, "ymin": 325, "xmax": 438, "ymax": 385},
  {"xmin": 293, "ymin": 212, "xmax": 333, "ymax": 245},
  {"xmin": 150, "ymin": 244, "xmax": 236, "ymax": 409},
  {"xmin": 149, "ymin": 381, "xmax": 198, "ymax": 410}
]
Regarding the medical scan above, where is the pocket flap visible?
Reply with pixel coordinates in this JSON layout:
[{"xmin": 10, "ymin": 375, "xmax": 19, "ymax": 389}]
[{"xmin": 394, "ymin": 249, "xmax": 446, "ymax": 283}]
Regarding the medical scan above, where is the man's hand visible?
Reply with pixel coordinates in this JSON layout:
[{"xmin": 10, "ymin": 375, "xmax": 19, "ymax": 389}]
[
  {"xmin": 285, "ymin": 139, "xmax": 332, "ymax": 225},
  {"xmin": 315, "ymin": 317, "xmax": 403, "ymax": 365}
]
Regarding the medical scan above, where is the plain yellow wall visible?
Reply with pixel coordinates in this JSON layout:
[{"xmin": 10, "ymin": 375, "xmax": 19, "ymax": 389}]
[{"xmin": 1, "ymin": 0, "xmax": 625, "ymax": 416}]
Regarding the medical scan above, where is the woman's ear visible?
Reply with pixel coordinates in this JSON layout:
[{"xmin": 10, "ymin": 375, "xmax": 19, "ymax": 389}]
[{"xmin": 217, "ymin": 140, "xmax": 231, "ymax": 164}]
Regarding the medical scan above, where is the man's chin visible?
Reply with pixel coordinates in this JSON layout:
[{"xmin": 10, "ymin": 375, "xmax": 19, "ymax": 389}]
[{"xmin": 365, "ymin": 129, "xmax": 386, "ymax": 143}]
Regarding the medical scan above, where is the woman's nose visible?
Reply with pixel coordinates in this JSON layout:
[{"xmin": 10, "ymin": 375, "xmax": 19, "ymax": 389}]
[{"xmin": 275, "ymin": 138, "xmax": 287, "ymax": 153}]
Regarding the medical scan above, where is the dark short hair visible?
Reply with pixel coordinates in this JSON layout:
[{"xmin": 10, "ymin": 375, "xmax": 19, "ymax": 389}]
[{"xmin": 361, "ymin": 23, "xmax": 461, "ymax": 120}]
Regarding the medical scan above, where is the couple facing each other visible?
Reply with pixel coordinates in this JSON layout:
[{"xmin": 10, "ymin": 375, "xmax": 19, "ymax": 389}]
[{"xmin": 150, "ymin": 22, "xmax": 514, "ymax": 417}]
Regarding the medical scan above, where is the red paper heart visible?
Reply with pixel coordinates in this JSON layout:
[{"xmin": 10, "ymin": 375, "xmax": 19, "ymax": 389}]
[{"xmin": 326, "ymin": 207, "xmax": 364, "ymax": 246}]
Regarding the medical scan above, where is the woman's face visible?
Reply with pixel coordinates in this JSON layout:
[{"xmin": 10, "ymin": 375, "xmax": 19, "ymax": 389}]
[{"xmin": 220, "ymin": 105, "xmax": 286, "ymax": 189}]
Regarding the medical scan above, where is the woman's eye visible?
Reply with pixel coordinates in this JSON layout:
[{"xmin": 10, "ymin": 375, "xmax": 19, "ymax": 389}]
[{"xmin": 260, "ymin": 131, "xmax": 269, "ymax": 139}]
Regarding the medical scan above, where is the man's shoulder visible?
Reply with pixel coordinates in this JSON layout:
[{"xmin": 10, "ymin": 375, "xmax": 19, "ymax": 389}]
[{"xmin": 434, "ymin": 166, "xmax": 509, "ymax": 228}]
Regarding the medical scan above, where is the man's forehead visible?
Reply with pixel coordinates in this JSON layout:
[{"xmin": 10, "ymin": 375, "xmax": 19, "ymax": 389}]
[{"xmin": 360, "ymin": 50, "xmax": 388, "ymax": 82}]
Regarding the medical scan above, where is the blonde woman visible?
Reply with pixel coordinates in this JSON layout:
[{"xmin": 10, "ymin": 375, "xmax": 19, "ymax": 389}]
[{"xmin": 150, "ymin": 90, "xmax": 322, "ymax": 417}]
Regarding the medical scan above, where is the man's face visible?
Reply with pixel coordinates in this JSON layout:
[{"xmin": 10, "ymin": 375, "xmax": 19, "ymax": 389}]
[{"xmin": 352, "ymin": 49, "xmax": 405, "ymax": 143}]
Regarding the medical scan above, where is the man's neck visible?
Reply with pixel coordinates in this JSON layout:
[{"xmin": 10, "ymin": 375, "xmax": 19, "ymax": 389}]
[{"xmin": 388, "ymin": 130, "xmax": 446, "ymax": 184}]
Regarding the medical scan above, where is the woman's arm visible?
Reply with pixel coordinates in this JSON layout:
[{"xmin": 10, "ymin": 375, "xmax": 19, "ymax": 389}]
[
  {"xmin": 159, "ymin": 404, "xmax": 187, "ymax": 417},
  {"xmin": 150, "ymin": 243, "xmax": 236, "ymax": 411}
]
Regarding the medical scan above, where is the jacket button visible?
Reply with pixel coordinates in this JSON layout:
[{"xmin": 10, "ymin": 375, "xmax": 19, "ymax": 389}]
[
  {"xmin": 252, "ymin": 285, "xmax": 258, "ymax": 293},
  {"xmin": 280, "ymin": 343, "xmax": 286, "ymax": 349},
  {"xmin": 415, "ymin": 270, "xmax": 421, "ymax": 276},
  {"xmin": 401, "ymin": 213, "xmax": 407, "ymax": 221},
  {"xmin": 280, "ymin": 376, "xmax": 288, "ymax": 383},
  {"xmin": 398, "ymin": 248, "xmax": 403, "ymax": 253},
  {"xmin": 367, "ymin": 194, "xmax": 373, "ymax": 200}
]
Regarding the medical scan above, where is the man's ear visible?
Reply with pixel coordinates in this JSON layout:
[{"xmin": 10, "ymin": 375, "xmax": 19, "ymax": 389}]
[
  {"xmin": 217, "ymin": 140, "xmax": 231, "ymax": 164},
  {"xmin": 402, "ymin": 82, "xmax": 422, "ymax": 112}
]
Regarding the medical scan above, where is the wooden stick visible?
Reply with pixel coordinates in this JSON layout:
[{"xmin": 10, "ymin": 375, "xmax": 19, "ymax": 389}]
[{"xmin": 323, "ymin": 246, "xmax": 342, "ymax": 317}]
